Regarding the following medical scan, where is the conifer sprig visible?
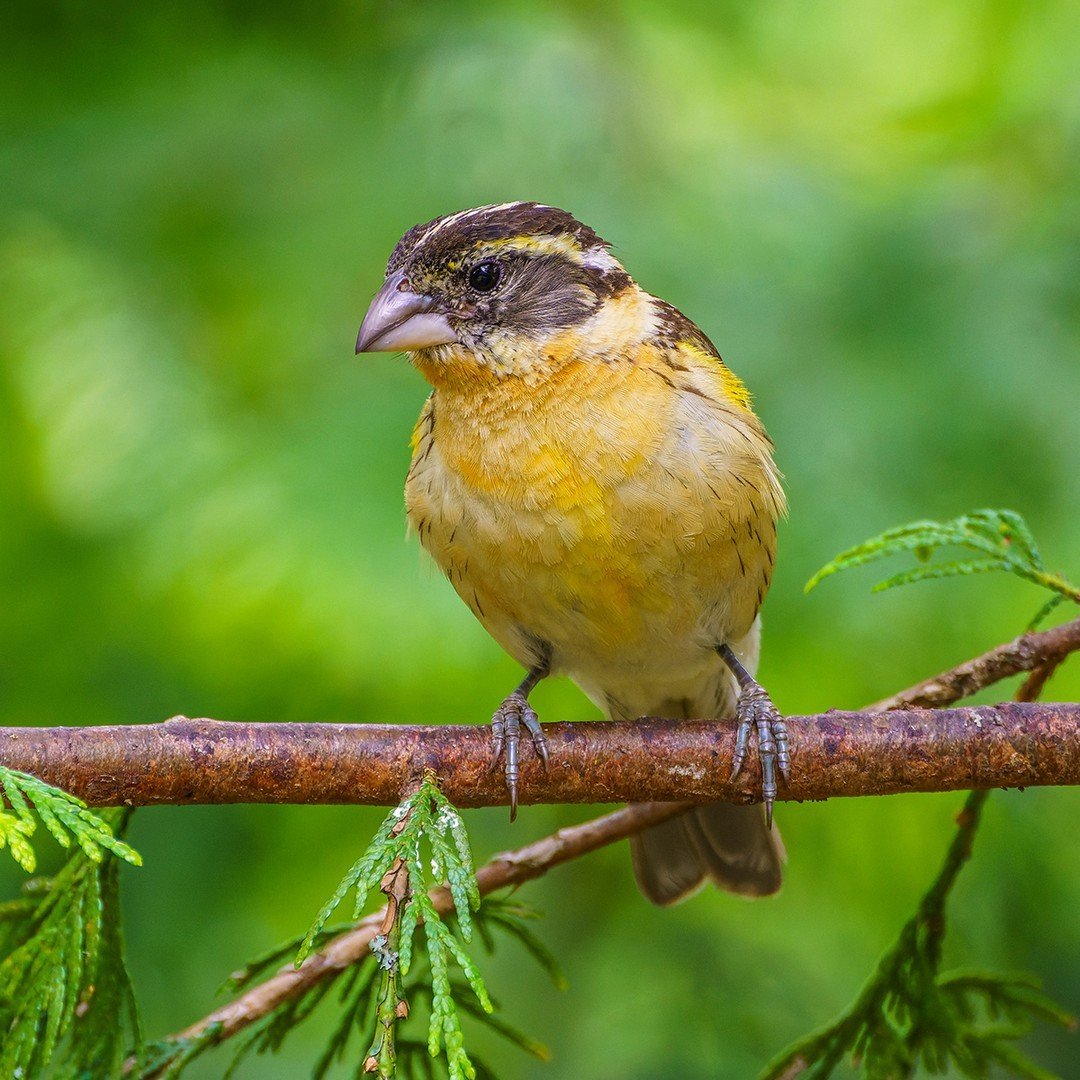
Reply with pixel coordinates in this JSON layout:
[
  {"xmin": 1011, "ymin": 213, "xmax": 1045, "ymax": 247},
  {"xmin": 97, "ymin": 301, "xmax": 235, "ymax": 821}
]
[
  {"xmin": 760, "ymin": 790, "xmax": 1075, "ymax": 1079},
  {"xmin": 296, "ymin": 771, "xmax": 489, "ymax": 1079},
  {"xmin": 784, "ymin": 513, "xmax": 1078, "ymax": 1078},
  {"xmin": 213, "ymin": 900, "xmax": 559, "ymax": 1080},
  {"xmin": 806, "ymin": 509, "xmax": 1079, "ymax": 629},
  {"xmin": 145, "ymin": 791, "xmax": 563, "ymax": 1079},
  {"xmin": 0, "ymin": 806, "xmax": 141, "ymax": 1078},
  {"xmin": 0, "ymin": 765, "xmax": 142, "ymax": 872}
]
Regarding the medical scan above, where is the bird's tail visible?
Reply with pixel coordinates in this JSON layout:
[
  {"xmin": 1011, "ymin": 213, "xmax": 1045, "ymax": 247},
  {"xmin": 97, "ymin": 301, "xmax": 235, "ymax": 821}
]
[
  {"xmin": 618, "ymin": 626, "xmax": 785, "ymax": 905},
  {"xmin": 629, "ymin": 802, "xmax": 784, "ymax": 904}
]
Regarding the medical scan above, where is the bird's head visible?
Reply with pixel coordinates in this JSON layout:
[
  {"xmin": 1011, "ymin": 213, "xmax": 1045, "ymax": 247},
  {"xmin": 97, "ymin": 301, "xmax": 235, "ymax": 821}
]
[{"xmin": 355, "ymin": 203, "xmax": 635, "ymax": 376}]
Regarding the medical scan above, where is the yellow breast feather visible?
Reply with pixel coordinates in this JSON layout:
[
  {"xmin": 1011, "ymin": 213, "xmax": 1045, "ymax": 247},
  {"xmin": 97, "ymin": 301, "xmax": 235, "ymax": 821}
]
[{"xmin": 405, "ymin": 316, "xmax": 781, "ymax": 671}]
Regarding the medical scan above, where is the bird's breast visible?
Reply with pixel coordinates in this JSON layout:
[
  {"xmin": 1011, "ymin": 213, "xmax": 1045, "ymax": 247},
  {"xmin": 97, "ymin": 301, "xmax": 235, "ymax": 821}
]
[{"xmin": 405, "ymin": 353, "xmax": 779, "ymax": 677}]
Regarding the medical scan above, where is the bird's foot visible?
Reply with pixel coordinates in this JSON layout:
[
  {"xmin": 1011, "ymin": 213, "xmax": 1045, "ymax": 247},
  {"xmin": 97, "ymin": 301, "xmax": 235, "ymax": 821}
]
[
  {"xmin": 729, "ymin": 681, "xmax": 790, "ymax": 829},
  {"xmin": 489, "ymin": 691, "xmax": 548, "ymax": 822}
]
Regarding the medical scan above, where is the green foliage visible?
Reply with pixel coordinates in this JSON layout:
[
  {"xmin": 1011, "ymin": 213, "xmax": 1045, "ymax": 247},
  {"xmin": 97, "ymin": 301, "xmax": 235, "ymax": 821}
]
[
  {"xmin": 305, "ymin": 898, "xmax": 558, "ymax": 1080},
  {"xmin": 296, "ymin": 778, "xmax": 475, "ymax": 967},
  {"xmin": 137, "ymin": 1023, "xmax": 224, "ymax": 1080},
  {"xmin": 144, "ymin": 783, "xmax": 560, "ymax": 1079},
  {"xmin": 471, "ymin": 899, "xmax": 567, "ymax": 994},
  {"xmin": 806, "ymin": 509, "xmax": 1080, "ymax": 628},
  {"xmin": 762, "ymin": 791, "xmax": 1075, "ymax": 1080},
  {"xmin": 297, "ymin": 773, "xmax": 488, "ymax": 1079},
  {"xmin": 783, "ymin": 521, "xmax": 1079, "ymax": 1078},
  {"xmin": 0, "ymin": 774, "xmax": 142, "ymax": 1075},
  {"xmin": 0, "ymin": 806, "xmax": 141, "ymax": 1079},
  {"xmin": 0, "ymin": 766, "xmax": 142, "ymax": 873}
]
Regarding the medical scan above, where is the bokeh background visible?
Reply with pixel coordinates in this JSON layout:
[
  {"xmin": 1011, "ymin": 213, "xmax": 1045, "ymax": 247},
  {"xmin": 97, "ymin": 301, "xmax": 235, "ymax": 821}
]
[{"xmin": 2, "ymin": 2, "xmax": 1079, "ymax": 1077}]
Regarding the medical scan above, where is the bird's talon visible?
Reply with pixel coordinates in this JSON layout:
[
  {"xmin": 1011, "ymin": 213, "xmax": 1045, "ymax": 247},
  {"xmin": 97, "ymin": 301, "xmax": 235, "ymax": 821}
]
[
  {"xmin": 774, "ymin": 716, "xmax": 792, "ymax": 782},
  {"xmin": 490, "ymin": 690, "xmax": 545, "ymax": 820},
  {"xmin": 488, "ymin": 720, "xmax": 505, "ymax": 770},
  {"xmin": 520, "ymin": 705, "xmax": 549, "ymax": 770},
  {"xmin": 731, "ymin": 680, "xmax": 789, "ymax": 820},
  {"xmin": 730, "ymin": 718, "xmax": 751, "ymax": 780}
]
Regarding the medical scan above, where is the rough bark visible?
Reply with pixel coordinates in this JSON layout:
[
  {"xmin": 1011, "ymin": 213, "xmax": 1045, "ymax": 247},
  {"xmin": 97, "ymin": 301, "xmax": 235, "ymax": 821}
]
[{"xmin": 3, "ymin": 702, "xmax": 1078, "ymax": 810}]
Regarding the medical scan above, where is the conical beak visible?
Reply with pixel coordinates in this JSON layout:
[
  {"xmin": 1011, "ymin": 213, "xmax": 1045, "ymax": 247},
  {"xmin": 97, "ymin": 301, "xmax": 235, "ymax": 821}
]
[{"xmin": 355, "ymin": 270, "xmax": 458, "ymax": 354}]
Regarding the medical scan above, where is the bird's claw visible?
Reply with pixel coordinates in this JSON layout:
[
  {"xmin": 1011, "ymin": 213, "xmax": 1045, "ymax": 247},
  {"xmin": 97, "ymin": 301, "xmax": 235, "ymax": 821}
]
[
  {"xmin": 729, "ymin": 683, "xmax": 789, "ymax": 828},
  {"xmin": 489, "ymin": 691, "xmax": 548, "ymax": 822}
]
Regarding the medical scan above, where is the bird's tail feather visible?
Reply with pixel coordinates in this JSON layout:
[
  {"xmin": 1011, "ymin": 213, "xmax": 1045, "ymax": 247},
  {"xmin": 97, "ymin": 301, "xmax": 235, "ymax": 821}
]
[
  {"xmin": 630, "ymin": 802, "xmax": 784, "ymax": 905},
  {"xmin": 617, "ymin": 623, "xmax": 785, "ymax": 905}
]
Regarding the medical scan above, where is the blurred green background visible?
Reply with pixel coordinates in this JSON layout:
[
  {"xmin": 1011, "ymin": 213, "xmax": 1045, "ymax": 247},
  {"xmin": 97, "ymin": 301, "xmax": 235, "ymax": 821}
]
[{"xmin": 2, "ymin": 1, "xmax": 1079, "ymax": 1077}]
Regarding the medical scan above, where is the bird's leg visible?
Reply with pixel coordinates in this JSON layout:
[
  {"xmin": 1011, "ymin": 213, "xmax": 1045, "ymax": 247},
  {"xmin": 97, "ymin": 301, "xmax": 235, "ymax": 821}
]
[
  {"xmin": 489, "ymin": 662, "xmax": 549, "ymax": 822},
  {"xmin": 717, "ymin": 644, "xmax": 790, "ymax": 828}
]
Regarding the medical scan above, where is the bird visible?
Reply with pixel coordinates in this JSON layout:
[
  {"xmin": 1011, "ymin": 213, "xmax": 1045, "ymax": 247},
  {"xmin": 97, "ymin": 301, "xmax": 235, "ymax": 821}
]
[{"xmin": 355, "ymin": 202, "xmax": 788, "ymax": 904}]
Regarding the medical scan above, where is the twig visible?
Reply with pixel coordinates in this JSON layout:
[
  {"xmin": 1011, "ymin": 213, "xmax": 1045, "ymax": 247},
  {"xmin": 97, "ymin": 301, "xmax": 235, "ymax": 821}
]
[
  {"xmin": 763, "ymin": 649, "xmax": 1068, "ymax": 1079},
  {"xmin": 365, "ymin": 857, "xmax": 410, "ymax": 1077},
  {"xmin": 870, "ymin": 613, "xmax": 1080, "ymax": 710},
  {"xmin": 1016, "ymin": 654, "xmax": 1066, "ymax": 704},
  {"xmin": 762, "ymin": 787, "xmax": 995, "ymax": 1079}
]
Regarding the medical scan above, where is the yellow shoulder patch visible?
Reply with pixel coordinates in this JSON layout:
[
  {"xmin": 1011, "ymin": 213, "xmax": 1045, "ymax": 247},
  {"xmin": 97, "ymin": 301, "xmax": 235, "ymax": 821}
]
[{"xmin": 667, "ymin": 340, "xmax": 754, "ymax": 413}]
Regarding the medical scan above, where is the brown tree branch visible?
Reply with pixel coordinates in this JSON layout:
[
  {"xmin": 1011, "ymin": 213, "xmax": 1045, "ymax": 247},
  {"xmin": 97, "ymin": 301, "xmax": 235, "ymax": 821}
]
[
  {"xmin": 9, "ymin": 617, "xmax": 1079, "ymax": 811},
  {"xmin": 2, "ymin": 702, "xmax": 1078, "ymax": 809},
  {"xmin": 869, "ymin": 613, "xmax": 1080, "ymax": 710}
]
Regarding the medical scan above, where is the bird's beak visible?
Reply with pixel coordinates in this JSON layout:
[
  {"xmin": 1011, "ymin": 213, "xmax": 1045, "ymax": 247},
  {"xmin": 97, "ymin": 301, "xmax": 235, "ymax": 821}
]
[{"xmin": 355, "ymin": 270, "xmax": 458, "ymax": 354}]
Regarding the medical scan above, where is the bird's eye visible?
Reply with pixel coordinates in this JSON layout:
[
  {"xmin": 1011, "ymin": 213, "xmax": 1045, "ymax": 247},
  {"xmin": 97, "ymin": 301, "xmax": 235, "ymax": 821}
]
[{"xmin": 467, "ymin": 261, "xmax": 502, "ymax": 294}]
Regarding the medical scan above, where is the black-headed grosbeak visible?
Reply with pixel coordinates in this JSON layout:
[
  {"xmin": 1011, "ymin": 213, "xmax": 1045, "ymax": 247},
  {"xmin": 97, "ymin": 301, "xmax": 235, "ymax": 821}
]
[{"xmin": 356, "ymin": 203, "xmax": 787, "ymax": 904}]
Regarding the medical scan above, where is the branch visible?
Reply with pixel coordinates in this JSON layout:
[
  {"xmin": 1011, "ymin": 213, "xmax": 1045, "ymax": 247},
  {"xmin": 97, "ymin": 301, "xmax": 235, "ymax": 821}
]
[
  {"xmin": 870, "ymin": 613, "xmax": 1080, "ymax": 710},
  {"xmin": 9, "ymin": 617, "xmax": 1079, "ymax": 811},
  {"xmin": 2, "ymin": 702, "xmax": 1078, "ymax": 810}
]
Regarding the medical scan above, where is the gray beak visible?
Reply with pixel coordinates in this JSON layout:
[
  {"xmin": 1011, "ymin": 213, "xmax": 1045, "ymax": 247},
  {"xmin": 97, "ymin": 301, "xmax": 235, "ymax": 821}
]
[{"xmin": 355, "ymin": 270, "xmax": 458, "ymax": 353}]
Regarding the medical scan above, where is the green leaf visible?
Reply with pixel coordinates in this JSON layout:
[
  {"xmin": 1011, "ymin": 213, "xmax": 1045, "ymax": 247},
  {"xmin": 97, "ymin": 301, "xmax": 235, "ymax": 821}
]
[
  {"xmin": 805, "ymin": 509, "xmax": 1080, "ymax": 628},
  {"xmin": 985, "ymin": 1040, "xmax": 1064, "ymax": 1080},
  {"xmin": 0, "ymin": 807, "xmax": 140, "ymax": 1078},
  {"xmin": 55, "ymin": 848, "xmax": 143, "ymax": 1079},
  {"xmin": 805, "ymin": 524, "xmax": 969, "ymax": 593},
  {"xmin": 0, "ymin": 768, "xmax": 143, "ymax": 871},
  {"xmin": 223, "ymin": 777, "xmax": 558, "ymax": 1080},
  {"xmin": 450, "ymin": 980, "xmax": 550, "ymax": 1060},
  {"xmin": 481, "ymin": 902, "xmax": 568, "ymax": 991},
  {"xmin": 135, "ymin": 1023, "xmax": 224, "ymax": 1080},
  {"xmin": 0, "ymin": 812, "xmax": 38, "ymax": 872},
  {"xmin": 871, "ymin": 558, "xmax": 1011, "ymax": 592},
  {"xmin": 1028, "ymin": 592, "xmax": 1067, "ymax": 631},
  {"xmin": 761, "ymin": 793, "xmax": 1071, "ymax": 1080},
  {"xmin": 295, "ymin": 802, "xmax": 406, "ymax": 965}
]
